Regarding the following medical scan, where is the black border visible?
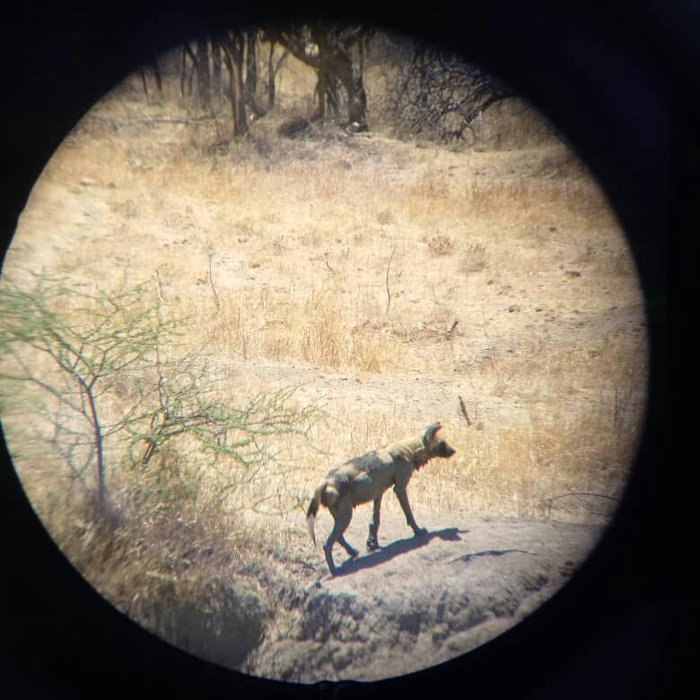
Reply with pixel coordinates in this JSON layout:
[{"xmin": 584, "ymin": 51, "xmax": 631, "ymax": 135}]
[{"xmin": 2, "ymin": 1, "xmax": 682, "ymax": 698}]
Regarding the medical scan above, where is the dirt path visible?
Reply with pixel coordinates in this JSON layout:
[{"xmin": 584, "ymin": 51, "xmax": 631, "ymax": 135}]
[
  {"xmin": 247, "ymin": 514, "xmax": 601, "ymax": 682},
  {"xmin": 148, "ymin": 511, "xmax": 602, "ymax": 683}
]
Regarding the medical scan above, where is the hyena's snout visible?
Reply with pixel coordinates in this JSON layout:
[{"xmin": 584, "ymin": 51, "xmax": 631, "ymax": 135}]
[{"xmin": 437, "ymin": 440, "xmax": 456, "ymax": 458}]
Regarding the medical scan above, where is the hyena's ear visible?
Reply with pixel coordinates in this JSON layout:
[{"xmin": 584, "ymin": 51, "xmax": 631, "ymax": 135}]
[{"xmin": 423, "ymin": 421, "xmax": 443, "ymax": 445}]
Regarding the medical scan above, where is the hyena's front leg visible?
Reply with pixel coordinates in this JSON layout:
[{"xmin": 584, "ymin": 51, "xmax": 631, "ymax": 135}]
[
  {"xmin": 367, "ymin": 496, "xmax": 383, "ymax": 551},
  {"xmin": 394, "ymin": 485, "xmax": 428, "ymax": 537}
]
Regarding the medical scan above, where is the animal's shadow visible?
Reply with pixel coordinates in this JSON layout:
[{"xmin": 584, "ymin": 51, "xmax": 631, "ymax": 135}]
[{"xmin": 332, "ymin": 527, "xmax": 466, "ymax": 577}]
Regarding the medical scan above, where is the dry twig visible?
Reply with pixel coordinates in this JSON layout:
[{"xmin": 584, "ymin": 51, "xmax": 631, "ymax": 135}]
[
  {"xmin": 458, "ymin": 395, "xmax": 472, "ymax": 426},
  {"xmin": 384, "ymin": 246, "xmax": 396, "ymax": 314}
]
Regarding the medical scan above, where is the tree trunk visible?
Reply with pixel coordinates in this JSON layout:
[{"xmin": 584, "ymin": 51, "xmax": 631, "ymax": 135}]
[
  {"xmin": 311, "ymin": 27, "xmax": 366, "ymax": 126},
  {"xmin": 347, "ymin": 42, "xmax": 367, "ymax": 127},
  {"xmin": 222, "ymin": 33, "xmax": 249, "ymax": 138},
  {"xmin": 152, "ymin": 58, "xmax": 162, "ymax": 96},
  {"xmin": 330, "ymin": 38, "xmax": 367, "ymax": 127},
  {"xmin": 140, "ymin": 60, "xmax": 162, "ymax": 100},
  {"xmin": 312, "ymin": 29, "xmax": 332, "ymax": 120},
  {"xmin": 267, "ymin": 41, "xmax": 276, "ymax": 109},
  {"xmin": 80, "ymin": 379, "xmax": 106, "ymax": 505},
  {"xmin": 180, "ymin": 42, "xmax": 197, "ymax": 99},
  {"xmin": 196, "ymin": 38, "xmax": 211, "ymax": 110},
  {"xmin": 245, "ymin": 28, "xmax": 260, "ymax": 115},
  {"xmin": 212, "ymin": 40, "xmax": 223, "ymax": 105},
  {"xmin": 180, "ymin": 45, "xmax": 187, "ymax": 98}
]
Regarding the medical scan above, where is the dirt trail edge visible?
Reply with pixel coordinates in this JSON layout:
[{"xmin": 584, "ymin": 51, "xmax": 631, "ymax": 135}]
[{"xmin": 210, "ymin": 514, "xmax": 603, "ymax": 682}]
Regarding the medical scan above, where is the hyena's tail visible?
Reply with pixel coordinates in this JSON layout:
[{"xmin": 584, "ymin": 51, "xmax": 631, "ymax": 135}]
[{"xmin": 306, "ymin": 483, "xmax": 325, "ymax": 547}]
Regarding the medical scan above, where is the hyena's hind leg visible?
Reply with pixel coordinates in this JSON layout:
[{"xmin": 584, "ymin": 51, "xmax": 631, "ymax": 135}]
[
  {"xmin": 338, "ymin": 534, "xmax": 359, "ymax": 558},
  {"xmin": 367, "ymin": 496, "xmax": 382, "ymax": 551},
  {"xmin": 323, "ymin": 499, "xmax": 356, "ymax": 576}
]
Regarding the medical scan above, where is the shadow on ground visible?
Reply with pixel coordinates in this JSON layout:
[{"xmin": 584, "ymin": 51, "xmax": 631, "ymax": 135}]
[{"xmin": 333, "ymin": 526, "xmax": 467, "ymax": 576}]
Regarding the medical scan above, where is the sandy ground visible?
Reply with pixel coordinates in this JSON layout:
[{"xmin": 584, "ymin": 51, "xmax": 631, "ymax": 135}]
[
  {"xmin": 131, "ymin": 510, "xmax": 602, "ymax": 682},
  {"xmin": 247, "ymin": 513, "xmax": 603, "ymax": 682}
]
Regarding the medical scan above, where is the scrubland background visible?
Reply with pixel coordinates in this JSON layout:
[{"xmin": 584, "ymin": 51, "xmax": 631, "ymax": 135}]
[{"xmin": 1, "ymin": 30, "xmax": 647, "ymax": 675}]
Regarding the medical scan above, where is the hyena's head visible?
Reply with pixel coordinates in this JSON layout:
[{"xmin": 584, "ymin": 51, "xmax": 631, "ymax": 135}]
[{"xmin": 422, "ymin": 421, "xmax": 457, "ymax": 459}]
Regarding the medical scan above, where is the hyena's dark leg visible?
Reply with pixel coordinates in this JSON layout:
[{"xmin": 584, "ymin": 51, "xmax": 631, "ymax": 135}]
[
  {"xmin": 394, "ymin": 486, "xmax": 427, "ymax": 537},
  {"xmin": 338, "ymin": 535, "xmax": 359, "ymax": 559},
  {"xmin": 367, "ymin": 496, "xmax": 383, "ymax": 551},
  {"xmin": 323, "ymin": 499, "xmax": 353, "ymax": 575}
]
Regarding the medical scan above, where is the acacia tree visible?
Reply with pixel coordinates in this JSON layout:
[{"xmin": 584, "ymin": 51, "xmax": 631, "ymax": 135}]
[
  {"xmin": 0, "ymin": 279, "xmax": 162, "ymax": 504},
  {"xmin": 0, "ymin": 275, "xmax": 318, "ymax": 510},
  {"xmin": 268, "ymin": 24, "xmax": 370, "ymax": 127},
  {"xmin": 155, "ymin": 25, "xmax": 368, "ymax": 138}
]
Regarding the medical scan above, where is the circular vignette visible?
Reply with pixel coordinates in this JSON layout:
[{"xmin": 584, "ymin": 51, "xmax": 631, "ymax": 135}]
[{"xmin": 1, "ymin": 2, "xmax": 674, "ymax": 698}]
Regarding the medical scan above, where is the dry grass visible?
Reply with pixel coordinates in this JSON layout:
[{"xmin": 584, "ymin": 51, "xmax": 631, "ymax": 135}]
[{"xmin": 1, "ymin": 47, "xmax": 647, "ymax": 623}]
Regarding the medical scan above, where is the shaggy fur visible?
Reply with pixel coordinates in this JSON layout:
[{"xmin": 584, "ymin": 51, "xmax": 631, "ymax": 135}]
[{"xmin": 306, "ymin": 422, "xmax": 456, "ymax": 575}]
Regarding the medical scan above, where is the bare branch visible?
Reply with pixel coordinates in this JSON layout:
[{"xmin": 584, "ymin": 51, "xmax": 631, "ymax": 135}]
[
  {"xmin": 384, "ymin": 246, "xmax": 396, "ymax": 314},
  {"xmin": 458, "ymin": 395, "xmax": 472, "ymax": 426}
]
